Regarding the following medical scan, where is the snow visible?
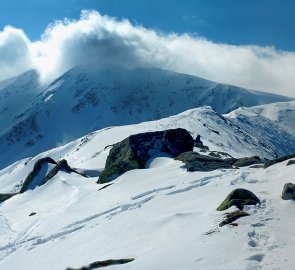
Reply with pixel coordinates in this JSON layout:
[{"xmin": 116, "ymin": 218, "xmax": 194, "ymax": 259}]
[
  {"xmin": 0, "ymin": 149, "xmax": 294, "ymax": 269},
  {"xmin": 0, "ymin": 65, "xmax": 293, "ymax": 169},
  {"xmin": 0, "ymin": 104, "xmax": 294, "ymax": 269},
  {"xmin": 0, "ymin": 65, "xmax": 294, "ymax": 269}
]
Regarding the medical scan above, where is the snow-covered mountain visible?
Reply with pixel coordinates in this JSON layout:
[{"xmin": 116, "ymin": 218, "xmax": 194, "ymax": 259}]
[
  {"xmin": 0, "ymin": 63, "xmax": 295, "ymax": 269},
  {"xmin": 0, "ymin": 106, "xmax": 295, "ymax": 270},
  {"xmin": 0, "ymin": 65, "xmax": 293, "ymax": 169},
  {"xmin": 226, "ymin": 101, "xmax": 295, "ymax": 157}
]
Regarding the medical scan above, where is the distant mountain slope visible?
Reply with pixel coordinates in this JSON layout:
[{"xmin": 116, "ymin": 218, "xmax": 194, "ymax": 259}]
[
  {"xmin": 0, "ymin": 70, "xmax": 42, "ymax": 134},
  {"xmin": 0, "ymin": 65, "xmax": 293, "ymax": 169},
  {"xmin": 226, "ymin": 101, "xmax": 295, "ymax": 157}
]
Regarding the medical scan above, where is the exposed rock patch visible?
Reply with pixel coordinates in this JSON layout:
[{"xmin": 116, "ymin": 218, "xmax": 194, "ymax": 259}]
[
  {"xmin": 98, "ymin": 128, "xmax": 194, "ymax": 183},
  {"xmin": 20, "ymin": 158, "xmax": 88, "ymax": 193},
  {"xmin": 219, "ymin": 210, "xmax": 250, "ymax": 227},
  {"xmin": 217, "ymin": 188, "xmax": 260, "ymax": 211},
  {"xmin": 20, "ymin": 157, "xmax": 57, "ymax": 193},
  {"xmin": 233, "ymin": 156, "xmax": 261, "ymax": 167},
  {"xmin": 0, "ymin": 193, "xmax": 17, "ymax": 203},
  {"xmin": 176, "ymin": 151, "xmax": 233, "ymax": 172},
  {"xmin": 282, "ymin": 183, "xmax": 295, "ymax": 200},
  {"xmin": 43, "ymin": 159, "xmax": 88, "ymax": 184},
  {"xmin": 208, "ymin": 151, "xmax": 233, "ymax": 159},
  {"xmin": 194, "ymin": 135, "xmax": 209, "ymax": 150},
  {"xmin": 66, "ymin": 258, "xmax": 135, "ymax": 270},
  {"xmin": 264, "ymin": 154, "xmax": 295, "ymax": 168},
  {"xmin": 287, "ymin": 160, "xmax": 295, "ymax": 166}
]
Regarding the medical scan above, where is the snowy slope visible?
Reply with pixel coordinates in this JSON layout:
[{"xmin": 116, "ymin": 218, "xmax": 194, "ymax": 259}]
[
  {"xmin": 227, "ymin": 101, "xmax": 295, "ymax": 157},
  {"xmin": 0, "ymin": 70, "xmax": 42, "ymax": 134},
  {"xmin": 0, "ymin": 65, "xmax": 292, "ymax": 169},
  {"xmin": 0, "ymin": 108, "xmax": 294, "ymax": 269},
  {"xmin": 1, "ymin": 105, "xmax": 295, "ymax": 195}
]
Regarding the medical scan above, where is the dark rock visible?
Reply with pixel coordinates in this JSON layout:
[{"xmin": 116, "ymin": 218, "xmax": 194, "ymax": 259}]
[
  {"xmin": 224, "ymin": 158, "xmax": 239, "ymax": 165},
  {"xmin": 217, "ymin": 188, "xmax": 260, "ymax": 211},
  {"xmin": 264, "ymin": 154, "xmax": 295, "ymax": 168},
  {"xmin": 20, "ymin": 157, "xmax": 57, "ymax": 193},
  {"xmin": 98, "ymin": 183, "xmax": 113, "ymax": 191},
  {"xmin": 0, "ymin": 193, "xmax": 18, "ymax": 203},
  {"xmin": 194, "ymin": 135, "xmax": 209, "ymax": 150},
  {"xmin": 98, "ymin": 128, "xmax": 194, "ymax": 183},
  {"xmin": 29, "ymin": 212, "xmax": 36, "ymax": 216},
  {"xmin": 66, "ymin": 258, "xmax": 135, "ymax": 270},
  {"xmin": 20, "ymin": 158, "xmax": 88, "ymax": 193},
  {"xmin": 282, "ymin": 183, "xmax": 295, "ymax": 200},
  {"xmin": 249, "ymin": 164, "xmax": 264, "ymax": 169},
  {"xmin": 219, "ymin": 210, "xmax": 250, "ymax": 227},
  {"xmin": 176, "ymin": 151, "xmax": 233, "ymax": 172},
  {"xmin": 209, "ymin": 151, "xmax": 233, "ymax": 159},
  {"xmin": 43, "ymin": 159, "xmax": 88, "ymax": 184},
  {"xmin": 233, "ymin": 156, "xmax": 261, "ymax": 167},
  {"xmin": 287, "ymin": 160, "xmax": 295, "ymax": 166}
]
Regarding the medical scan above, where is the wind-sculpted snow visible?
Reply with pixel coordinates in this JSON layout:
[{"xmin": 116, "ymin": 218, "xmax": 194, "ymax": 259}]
[
  {"xmin": 0, "ymin": 144, "xmax": 295, "ymax": 269},
  {"xmin": 0, "ymin": 66, "xmax": 293, "ymax": 169}
]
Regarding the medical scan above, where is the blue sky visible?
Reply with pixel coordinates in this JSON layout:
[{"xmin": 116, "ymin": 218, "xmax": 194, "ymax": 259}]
[
  {"xmin": 0, "ymin": 0, "xmax": 295, "ymax": 97},
  {"xmin": 0, "ymin": 0, "xmax": 294, "ymax": 51}
]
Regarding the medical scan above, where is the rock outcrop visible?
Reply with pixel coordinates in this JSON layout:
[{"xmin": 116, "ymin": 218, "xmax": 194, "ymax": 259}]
[
  {"xmin": 20, "ymin": 158, "xmax": 87, "ymax": 193},
  {"xmin": 43, "ymin": 159, "xmax": 88, "ymax": 184},
  {"xmin": 194, "ymin": 135, "xmax": 209, "ymax": 150},
  {"xmin": 217, "ymin": 188, "xmax": 260, "ymax": 211},
  {"xmin": 287, "ymin": 160, "xmax": 295, "ymax": 166},
  {"xmin": 282, "ymin": 183, "xmax": 295, "ymax": 200},
  {"xmin": 0, "ymin": 193, "xmax": 17, "ymax": 203},
  {"xmin": 176, "ymin": 151, "xmax": 233, "ymax": 172},
  {"xmin": 233, "ymin": 156, "xmax": 261, "ymax": 167},
  {"xmin": 264, "ymin": 154, "xmax": 295, "ymax": 168},
  {"xmin": 219, "ymin": 210, "xmax": 250, "ymax": 227},
  {"xmin": 66, "ymin": 258, "xmax": 135, "ymax": 270},
  {"xmin": 98, "ymin": 128, "xmax": 194, "ymax": 183},
  {"xmin": 20, "ymin": 157, "xmax": 57, "ymax": 193}
]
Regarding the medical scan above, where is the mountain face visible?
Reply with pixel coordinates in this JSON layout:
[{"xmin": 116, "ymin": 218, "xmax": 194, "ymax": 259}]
[{"xmin": 0, "ymin": 65, "xmax": 293, "ymax": 169}]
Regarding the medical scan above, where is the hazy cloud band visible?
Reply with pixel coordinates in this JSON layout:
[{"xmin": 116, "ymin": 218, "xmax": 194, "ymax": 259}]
[{"xmin": 0, "ymin": 10, "xmax": 295, "ymax": 97}]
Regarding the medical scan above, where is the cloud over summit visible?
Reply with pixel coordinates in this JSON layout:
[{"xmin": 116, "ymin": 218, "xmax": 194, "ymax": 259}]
[{"xmin": 0, "ymin": 10, "xmax": 295, "ymax": 97}]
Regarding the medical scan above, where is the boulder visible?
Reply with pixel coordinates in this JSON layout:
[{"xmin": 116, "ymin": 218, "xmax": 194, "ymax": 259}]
[
  {"xmin": 66, "ymin": 258, "xmax": 134, "ymax": 270},
  {"xmin": 282, "ymin": 183, "xmax": 295, "ymax": 200},
  {"xmin": 208, "ymin": 151, "xmax": 233, "ymax": 159},
  {"xmin": 219, "ymin": 210, "xmax": 250, "ymax": 227},
  {"xmin": 194, "ymin": 135, "xmax": 209, "ymax": 150},
  {"xmin": 264, "ymin": 154, "xmax": 295, "ymax": 168},
  {"xmin": 98, "ymin": 128, "xmax": 194, "ymax": 183},
  {"xmin": 287, "ymin": 160, "xmax": 295, "ymax": 166},
  {"xmin": 217, "ymin": 188, "xmax": 260, "ymax": 211},
  {"xmin": 20, "ymin": 157, "xmax": 57, "ymax": 193},
  {"xmin": 20, "ymin": 158, "xmax": 88, "ymax": 193},
  {"xmin": 43, "ymin": 159, "xmax": 88, "ymax": 184},
  {"xmin": 233, "ymin": 156, "xmax": 261, "ymax": 167},
  {"xmin": 176, "ymin": 151, "xmax": 233, "ymax": 172},
  {"xmin": 249, "ymin": 164, "xmax": 264, "ymax": 169}
]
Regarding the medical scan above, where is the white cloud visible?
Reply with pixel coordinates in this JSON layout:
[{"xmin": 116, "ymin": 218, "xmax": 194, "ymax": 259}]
[
  {"xmin": 0, "ymin": 26, "xmax": 33, "ymax": 80},
  {"xmin": 1, "ymin": 10, "xmax": 295, "ymax": 97}
]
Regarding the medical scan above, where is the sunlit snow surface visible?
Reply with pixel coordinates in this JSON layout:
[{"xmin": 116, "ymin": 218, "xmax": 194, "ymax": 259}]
[{"xmin": 0, "ymin": 106, "xmax": 294, "ymax": 269}]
